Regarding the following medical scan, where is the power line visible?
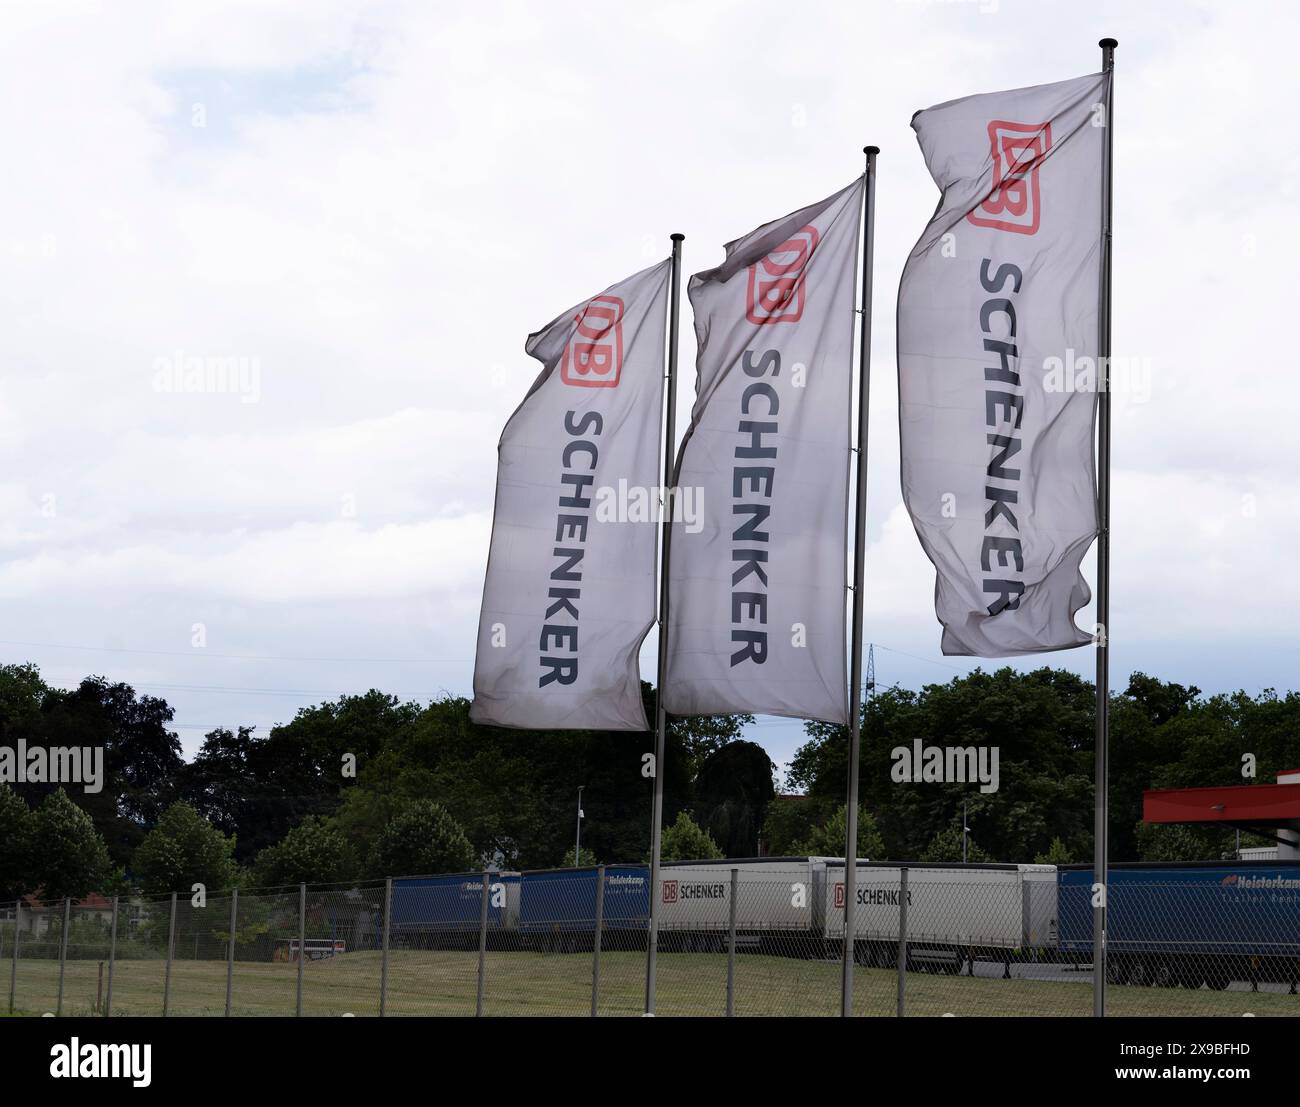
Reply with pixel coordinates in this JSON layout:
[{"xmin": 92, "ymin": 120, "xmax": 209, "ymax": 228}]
[
  {"xmin": 133, "ymin": 681, "xmax": 444, "ymax": 699},
  {"xmin": 2, "ymin": 636, "xmax": 965, "ymax": 677},
  {"xmin": 874, "ymin": 643, "xmax": 965, "ymax": 674},
  {"xmin": 0, "ymin": 639, "xmax": 472, "ymax": 665}
]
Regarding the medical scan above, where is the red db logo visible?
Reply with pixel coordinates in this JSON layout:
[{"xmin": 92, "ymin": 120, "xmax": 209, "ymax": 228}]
[
  {"xmin": 833, "ymin": 882, "xmax": 845, "ymax": 909},
  {"xmin": 967, "ymin": 120, "xmax": 1051, "ymax": 236},
  {"xmin": 745, "ymin": 225, "xmax": 819, "ymax": 324},
  {"xmin": 662, "ymin": 880, "xmax": 679, "ymax": 904},
  {"xmin": 561, "ymin": 295, "xmax": 624, "ymax": 387}
]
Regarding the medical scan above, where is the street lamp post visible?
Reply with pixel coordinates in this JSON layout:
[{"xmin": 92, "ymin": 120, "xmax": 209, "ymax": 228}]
[{"xmin": 575, "ymin": 786, "xmax": 585, "ymax": 867}]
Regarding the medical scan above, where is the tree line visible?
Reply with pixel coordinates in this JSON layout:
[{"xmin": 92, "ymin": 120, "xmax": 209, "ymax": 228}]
[{"xmin": 2, "ymin": 661, "xmax": 1293, "ymax": 903}]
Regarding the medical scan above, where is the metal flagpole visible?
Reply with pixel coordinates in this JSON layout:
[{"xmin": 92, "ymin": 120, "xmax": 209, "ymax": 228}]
[
  {"xmin": 1093, "ymin": 36, "xmax": 1117, "ymax": 1018},
  {"xmin": 645, "ymin": 232, "xmax": 684, "ymax": 1015},
  {"xmin": 841, "ymin": 146, "xmax": 878, "ymax": 1017}
]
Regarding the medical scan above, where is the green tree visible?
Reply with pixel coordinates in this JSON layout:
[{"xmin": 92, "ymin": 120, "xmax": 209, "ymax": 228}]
[
  {"xmin": 384, "ymin": 691, "xmax": 736, "ymax": 870},
  {"xmin": 131, "ymin": 801, "xmax": 237, "ymax": 895},
  {"xmin": 1134, "ymin": 821, "xmax": 1234, "ymax": 862},
  {"xmin": 330, "ymin": 752, "xmax": 440, "ymax": 859},
  {"xmin": 1, "ymin": 665, "xmax": 185, "ymax": 869},
  {"xmin": 182, "ymin": 691, "xmax": 421, "ymax": 864},
  {"xmin": 759, "ymin": 794, "xmax": 825, "ymax": 855},
  {"xmin": 920, "ymin": 825, "xmax": 994, "ymax": 864},
  {"xmin": 793, "ymin": 804, "xmax": 885, "ymax": 859},
  {"xmin": 659, "ymin": 811, "xmax": 722, "ymax": 862},
  {"xmin": 0, "ymin": 662, "xmax": 47, "ymax": 730},
  {"xmin": 0, "ymin": 784, "xmax": 33, "ymax": 898},
  {"xmin": 790, "ymin": 668, "xmax": 1098, "ymax": 862},
  {"xmin": 250, "ymin": 817, "xmax": 357, "ymax": 887},
  {"xmin": 1033, "ymin": 836, "xmax": 1074, "ymax": 865},
  {"xmin": 27, "ymin": 789, "xmax": 113, "ymax": 900},
  {"xmin": 368, "ymin": 800, "xmax": 475, "ymax": 877},
  {"xmin": 568, "ymin": 846, "xmax": 599, "ymax": 867},
  {"xmin": 694, "ymin": 740, "xmax": 775, "ymax": 857},
  {"xmin": 657, "ymin": 691, "xmax": 752, "ymax": 780},
  {"xmin": 39, "ymin": 676, "xmax": 184, "ymax": 865}
]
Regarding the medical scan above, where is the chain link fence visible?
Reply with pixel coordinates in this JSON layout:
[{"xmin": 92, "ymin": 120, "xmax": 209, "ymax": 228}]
[{"xmin": 5, "ymin": 863, "xmax": 1298, "ymax": 1016}]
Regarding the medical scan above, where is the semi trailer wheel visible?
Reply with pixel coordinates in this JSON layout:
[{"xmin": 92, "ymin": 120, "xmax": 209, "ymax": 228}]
[
  {"xmin": 1106, "ymin": 956, "xmax": 1127, "ymax": 986},
  {"xmin": 1151, "ymin": 959, "xmax": 1178, "ymax": 988}
]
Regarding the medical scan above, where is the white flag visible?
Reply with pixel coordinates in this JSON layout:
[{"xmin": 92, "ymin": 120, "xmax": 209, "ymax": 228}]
[
  {"xmin": 471, "ymin": 260, "xmax": 670, "ymax": 730},
  {"xmin": 664, "ymin": 180, "xmax": 864, "ymax": 725},
  {"xmin": 898, "ymin": 73, "xmax": 1110, "ymax": 656}
]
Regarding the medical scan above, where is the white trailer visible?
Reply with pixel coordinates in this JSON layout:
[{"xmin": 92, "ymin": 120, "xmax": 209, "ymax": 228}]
[
  {"xmin": 818, "ymin": 863, "xmax": 1058, "ymax": 971},
  {"xmin": 656, "ymin": 857, "xmax": 836, "ymax": 954}
]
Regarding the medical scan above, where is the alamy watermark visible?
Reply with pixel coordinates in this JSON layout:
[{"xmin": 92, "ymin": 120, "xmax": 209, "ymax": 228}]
[
  {"xmin": 891, "ymin": 740, "xmax": 1000, "ymax": 794},
  {"xmin": 1042, "ymin": 349, "xmax": 1153, "ymax": 403},
  {"xmin": 152, "ymin": 350, "xmax": 261, "ymax": 404},
  {"xmin": 50, "ymin": 1039, "xmax": 151, "ymax": 1087},
  {"xmin": 0, "ymin": 741, "xmax": 103, "ymax": 794},
  {"xmin": 594, "ymin": 481, "xmax": 703, "ymax": 534}
]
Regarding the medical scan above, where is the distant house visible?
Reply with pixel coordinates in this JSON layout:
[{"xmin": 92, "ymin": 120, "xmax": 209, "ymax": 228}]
[{"xmin": 12, "ymin": 892, "xmax": 122, "ymax": 937}]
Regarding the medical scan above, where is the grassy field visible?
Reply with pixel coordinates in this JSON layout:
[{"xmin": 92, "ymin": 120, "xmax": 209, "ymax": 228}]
[{"xmin": 8, "ymin": 951, "xmax": 1298, "ymax": 1017}]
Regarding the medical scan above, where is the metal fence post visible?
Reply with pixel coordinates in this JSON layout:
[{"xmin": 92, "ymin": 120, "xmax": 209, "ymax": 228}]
[
  {"xmin": 56, "ymin": 897, "xmax": 70, "ymax": 1016},
  {"xmin": 8, "ymin": 899, "xmax": 20, "ymax": 1014},
  {"xmin": 296, "ymin": 882, "xmax": 306, "ymax": 1017},
  {"xmin": 379, "ymin": 877, "xmax": 392, "ymax": 1017},
  {"xmin": 225, "ymin": 888, "xmax": 237, "ymax": 1017},
  {"xmin": 475, "ymin": 870, "xmax": 489, "ymax": 1017},
  {"xmin": 105, "ymin": 895, "xmax": 118, "ymax": 1018},
  {"xmin": 726, "ymin": 868, "xmax": 738, "ymax": 1017},
  {"xmin": 591, "ymin": 864, "xmax": 605, "ymax": 1017},
  {"xmin": 896, "ymin": 868, "xmax": 908, "ymax": 1018},
  {"xmin": 162, "ymin": 891, "xmax": 176, "ymax": 1017}
]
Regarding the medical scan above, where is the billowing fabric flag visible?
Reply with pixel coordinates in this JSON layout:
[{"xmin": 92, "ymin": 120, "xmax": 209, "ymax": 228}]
[
  {"xmin": 471, "ymin": 260, "xmax": 670, "ymax": 730},
  {"xmin": 664, "ymin": 179, "xmax": 864, "ymax": 725},
  {"xmin": 898, "ymin": 72, "xmax": 1110, "ymax": 656}
]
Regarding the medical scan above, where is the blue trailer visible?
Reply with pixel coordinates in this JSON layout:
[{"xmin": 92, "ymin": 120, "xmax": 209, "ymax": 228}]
[
  {"xmin": 390, "ymin": 872, "xmax": 520, "ymax": 950},
  {"xmin": 1058, "ymin": 861, "xmax": 1300, "ymax": 989},
  {"xmin": 519, "ymin": 866, "xmax": 649, "ymax": 952}
]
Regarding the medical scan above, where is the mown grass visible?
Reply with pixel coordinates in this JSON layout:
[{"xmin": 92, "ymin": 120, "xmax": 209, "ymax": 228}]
[{"xmin": 7, "ymin": 951, "xmax": 1297, "ymax": 1017}]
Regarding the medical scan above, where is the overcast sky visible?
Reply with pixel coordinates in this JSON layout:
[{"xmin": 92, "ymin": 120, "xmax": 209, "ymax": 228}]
[{"xmin": 5, "ymin": 0, "xmax": 1297, "ymax": 776}]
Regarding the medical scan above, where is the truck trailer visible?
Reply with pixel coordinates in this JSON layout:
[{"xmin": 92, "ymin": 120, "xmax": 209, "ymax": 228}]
[
  {"xmin": 820, "ymin": 862, "xmax": 1058, "ymax": 973},
  {"xmin": 390, "ymin": 871, "xmax": 521, "ymax": 950},
  {"xmin": 656, "ymin": 856, "xmax": 835, "ymax": 955},
  {"xmin": 1058, "ymin": 860, "xmax": 1300, "ymax": 990},
  {"xmin": 519, "ymin": 865, "xmax": 648, "ymax": 952}
]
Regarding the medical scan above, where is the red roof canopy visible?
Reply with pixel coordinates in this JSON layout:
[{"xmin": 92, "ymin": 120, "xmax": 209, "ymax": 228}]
[{"xmin": 1143, "ymin": 782, "xmax": 1300, "ymax": 828}]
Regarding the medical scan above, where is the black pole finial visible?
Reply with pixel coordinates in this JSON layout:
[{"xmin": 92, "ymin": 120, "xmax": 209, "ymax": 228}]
[
  {"xmin": 864, "ymin": 145, "xmax": 880, "ymax": 156},
  {"xmin": 670, "ymin": 233, "xmax": 685, "ymax": 242},
  {"xmin": 1099, "ymin": 37, "xmax": 1118, "ymax": 49}
]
